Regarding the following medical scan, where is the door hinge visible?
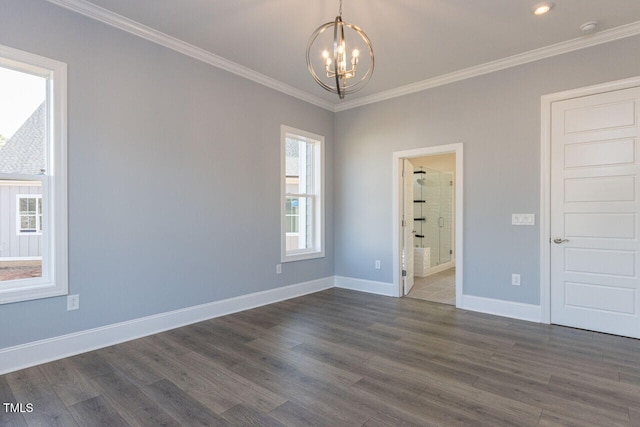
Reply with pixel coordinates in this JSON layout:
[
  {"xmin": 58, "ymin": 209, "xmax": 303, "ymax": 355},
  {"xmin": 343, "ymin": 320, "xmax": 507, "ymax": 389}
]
[
  {"xmin": 402, "ymin": 219, "xmax": 406, "ymax": 227},
  {"xmin": 402, "ymin": 270, "xmax": 407, "ymax": 277},
  {"xmin": 450, "ymin": 249, "xmax": 453, "ymax": 255}
]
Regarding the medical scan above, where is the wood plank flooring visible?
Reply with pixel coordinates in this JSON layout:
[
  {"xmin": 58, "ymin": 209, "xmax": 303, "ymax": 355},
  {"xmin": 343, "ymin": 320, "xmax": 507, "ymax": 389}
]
[{"xmin": 2, "ymin": 288, "xmax": 640, "ymax": 426}]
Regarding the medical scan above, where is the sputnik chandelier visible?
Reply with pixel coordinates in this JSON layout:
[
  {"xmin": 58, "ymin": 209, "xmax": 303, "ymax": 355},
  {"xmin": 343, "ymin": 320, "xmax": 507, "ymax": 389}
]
[{"xmin": 306, "ymin": 0, "xmax": 374, "ymax": 99}]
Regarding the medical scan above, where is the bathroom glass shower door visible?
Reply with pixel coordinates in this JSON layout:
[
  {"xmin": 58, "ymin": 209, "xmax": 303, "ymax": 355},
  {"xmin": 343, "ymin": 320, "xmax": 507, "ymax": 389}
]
[
  {"xmin": 414, "ymin": 168, "xmax": 453, "ymax": 267},
  {"xmin": 438, "ymin": 171, "xmax": 453, "ymax": 265}
]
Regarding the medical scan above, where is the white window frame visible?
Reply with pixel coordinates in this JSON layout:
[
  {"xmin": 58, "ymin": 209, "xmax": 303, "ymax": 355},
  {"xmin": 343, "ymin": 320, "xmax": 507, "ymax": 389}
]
[
  {"xmin": 0, "ymin": 44, "xmax": 68, "ymax": 304},
  {"xmin": 281, "ymin": 125, "xmax": 324, "ymax": 262},
  {"xmin": 16, "ymin": 194, "xmax": 43, "ymax": 235}
]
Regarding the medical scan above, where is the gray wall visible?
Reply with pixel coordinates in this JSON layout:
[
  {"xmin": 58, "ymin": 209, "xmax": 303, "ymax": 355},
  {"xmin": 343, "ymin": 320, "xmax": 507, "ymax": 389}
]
[
  {"xmin": 334, "ymin": 34, "xmax": 640, "ymax": 305},
  {"xmin": 0, "ymin": 0, "xmax": 334, "ymax": 349}
]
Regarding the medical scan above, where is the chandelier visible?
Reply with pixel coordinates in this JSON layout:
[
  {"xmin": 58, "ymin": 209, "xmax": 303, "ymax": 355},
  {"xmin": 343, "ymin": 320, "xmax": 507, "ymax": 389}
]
[{"xmin": 306, "ymin": 0, "xmax": 374, "ymax": 99}]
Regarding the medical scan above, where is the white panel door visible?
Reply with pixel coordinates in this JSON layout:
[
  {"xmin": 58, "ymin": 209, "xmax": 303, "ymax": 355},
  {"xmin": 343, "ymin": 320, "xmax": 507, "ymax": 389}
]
[
  {"xmin": 403, "ymin": 159, "xmax": 415, "ymax": 295},
  {"xmin": 551, "ymin": 87, "xmax": 640, "ymax": 338}
]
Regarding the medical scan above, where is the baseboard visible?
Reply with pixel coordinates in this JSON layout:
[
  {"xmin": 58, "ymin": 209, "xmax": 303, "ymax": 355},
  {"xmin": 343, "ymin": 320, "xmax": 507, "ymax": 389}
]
[
  {"xmin": 416, "ymin": 262, "xmax": 454, "ymax": 278},
  {"xmin": 334, "ymin": 276, "xmax": 395, "ymax": 297},
  {"xmin": 0, "ymin": 276, "xmax": 334, "ymax": 375},
  {"xmin": 460, "ymin": 294, "xmax": 542, "ymax": 323}
]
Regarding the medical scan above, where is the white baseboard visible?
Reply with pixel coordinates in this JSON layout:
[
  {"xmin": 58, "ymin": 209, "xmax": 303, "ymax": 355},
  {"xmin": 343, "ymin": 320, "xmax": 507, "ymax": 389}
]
[
  {"xmin": 334, "ymin": 276, "xmax": 395, "ymax": 297},
  {"xmin": 460, "ymin": 294, "xmax": 542, "ymax": 323},
  {"xmin": 0, "ymin": 276, "xmax": 334, "ymax": 375},
  {"xmin": 416, "ymin": 262, "xmax": 454, "ymax": 278}
]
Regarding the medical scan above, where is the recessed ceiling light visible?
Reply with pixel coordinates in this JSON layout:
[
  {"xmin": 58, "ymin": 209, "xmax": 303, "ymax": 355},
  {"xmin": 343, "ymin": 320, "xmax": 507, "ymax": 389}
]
[{"xmin": 532, "ymin": 2, "xmax": 554, "ymax": 15}]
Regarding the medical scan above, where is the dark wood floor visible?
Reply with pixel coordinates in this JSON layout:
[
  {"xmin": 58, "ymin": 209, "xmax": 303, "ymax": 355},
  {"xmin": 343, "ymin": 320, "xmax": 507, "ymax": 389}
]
[{"xmin": 2, "ymin": 288, "xmax": 640, "ymax": 426}]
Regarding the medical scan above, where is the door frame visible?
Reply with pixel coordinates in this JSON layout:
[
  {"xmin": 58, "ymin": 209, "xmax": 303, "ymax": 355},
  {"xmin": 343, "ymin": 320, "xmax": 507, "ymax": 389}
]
[
  {"xmin": 392, "ymin": 143, "xmax": 463, "ymax": 304},
  {"xmin": 539, "ymin": 75, "xmax": 640, "ymax": 324}
]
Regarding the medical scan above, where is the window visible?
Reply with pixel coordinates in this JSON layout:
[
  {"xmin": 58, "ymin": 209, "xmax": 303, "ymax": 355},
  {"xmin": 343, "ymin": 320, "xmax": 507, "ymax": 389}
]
[
  {"xmin": 281, "ymin": 125, "xmax": 324, "ymax": 262},
  {"xmin": 0, "ymin": 44, "xmax": 68, "ymax": 304},
  {"xmin": 17, "ymin": 195, "xmax": 43, "ymax": 234}
]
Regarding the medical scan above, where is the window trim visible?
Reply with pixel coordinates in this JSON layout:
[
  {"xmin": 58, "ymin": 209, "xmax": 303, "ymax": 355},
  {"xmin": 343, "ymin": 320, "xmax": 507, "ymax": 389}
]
[
  {"xmin": 281, "ymin": 125, "xmax": 325, "ymax": 263},
  {"xmin": 0, "ymin": 44, "xmax": 68, "ymax": 305},
  {"xmin": 16, "ymin": 194, "xmax": 43, "ymax": 235}
]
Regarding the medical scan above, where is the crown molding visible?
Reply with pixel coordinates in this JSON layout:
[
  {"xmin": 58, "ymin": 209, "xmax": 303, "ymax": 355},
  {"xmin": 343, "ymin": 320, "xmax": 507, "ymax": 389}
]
[
  {"xmin": 45, "ymin": 0, "xmax": 335, "ymax": 111},
  {"xmin": 335, "ymin": 20, "xmax": 640, "ymax": 112},
  {"xmin": 43, "ymin": 0, "xmax": 640, "ymax": 114}
]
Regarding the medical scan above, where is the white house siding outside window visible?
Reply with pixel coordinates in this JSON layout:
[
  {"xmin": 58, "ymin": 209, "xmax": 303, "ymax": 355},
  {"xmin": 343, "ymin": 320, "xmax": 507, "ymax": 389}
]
[
  {"xmin": 17, "ymin": 194, "xmax": 43, "ymax": 234},
  {"xmin": 281, "ymin": 125, "xmax": 324, "ymax": 262},
  {"xmin": 0, "ymin": 44, "xmax": 68, "ymax": 304}
]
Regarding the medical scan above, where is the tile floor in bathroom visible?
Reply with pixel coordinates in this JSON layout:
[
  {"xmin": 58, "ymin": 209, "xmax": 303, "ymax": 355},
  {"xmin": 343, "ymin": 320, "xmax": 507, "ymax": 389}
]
[{"xmin": 406, "ymin": 267, "xmax": 455, "ymax": 305}]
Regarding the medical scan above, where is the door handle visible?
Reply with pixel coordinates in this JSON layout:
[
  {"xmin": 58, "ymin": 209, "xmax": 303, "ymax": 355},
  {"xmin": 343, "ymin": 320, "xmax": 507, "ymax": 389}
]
[{"xmin": 553, "ymin": 238, "xmax": 569, "ymax": 244}]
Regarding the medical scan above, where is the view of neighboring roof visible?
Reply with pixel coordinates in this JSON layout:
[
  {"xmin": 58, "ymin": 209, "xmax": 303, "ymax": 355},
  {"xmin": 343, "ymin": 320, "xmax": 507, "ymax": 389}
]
[{"xmin": 0, "ymin": 102, "xmax": 45, "ymax": 175}]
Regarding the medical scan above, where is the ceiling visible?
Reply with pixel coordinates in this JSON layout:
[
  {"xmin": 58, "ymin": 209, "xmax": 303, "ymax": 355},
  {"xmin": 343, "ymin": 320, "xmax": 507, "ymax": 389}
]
[{"xmin": 52, "ymin": 0, "xmax": 640, "ymax": 108}]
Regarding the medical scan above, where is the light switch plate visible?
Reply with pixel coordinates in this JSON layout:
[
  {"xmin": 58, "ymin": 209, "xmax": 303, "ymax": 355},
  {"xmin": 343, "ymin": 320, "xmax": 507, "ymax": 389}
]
[{"xmin": 512, "ymin": 213, "xmax": 535, "ymax": 226}]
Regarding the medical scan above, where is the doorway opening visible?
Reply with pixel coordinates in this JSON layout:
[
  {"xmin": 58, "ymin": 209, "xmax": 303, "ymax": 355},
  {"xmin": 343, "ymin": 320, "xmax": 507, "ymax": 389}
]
[
  {"xmin": 408, "ymin": 156, "xmax": 455, "ymax": 304},
  {"xmin": 392, "ymin": 144, "xmax": 463, "ymax": 306}
]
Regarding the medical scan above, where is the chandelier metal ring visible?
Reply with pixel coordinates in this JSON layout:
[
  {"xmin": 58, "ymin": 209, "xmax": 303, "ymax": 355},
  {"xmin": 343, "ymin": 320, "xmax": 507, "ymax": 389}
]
[{"xmin": 306, "ymin": 13, "xmax": 374, "ymax": 99}]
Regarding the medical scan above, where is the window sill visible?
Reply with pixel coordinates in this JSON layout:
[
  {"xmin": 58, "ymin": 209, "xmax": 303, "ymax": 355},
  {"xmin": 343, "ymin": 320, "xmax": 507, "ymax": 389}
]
[
  {"xmin": 282, "ymin": 250, "xmax": 325, "ymax": 263},
  {"xmin": 0, "ymin": 280, "xmax": 67, "ymax": 305}
]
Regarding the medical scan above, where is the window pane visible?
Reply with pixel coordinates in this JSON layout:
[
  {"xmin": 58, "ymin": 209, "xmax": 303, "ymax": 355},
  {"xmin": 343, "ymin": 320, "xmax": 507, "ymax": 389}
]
[
  {"xmin": 285, "ymin": 138, "xmax": 313, "ymax": 196},
  {"xmin": 286, "ymin": 215, "xmax": 298, "ymax": 233},
  {"xmin": 0, "ymin": 66, "xmax": 46, "ymax": 175},
  {"xmin": 19, "ymin": 198, "xmax": 27, "ymax": 212},
  {"xmin": 305, "ymin": 142, "xmax": 314, "ymax": 194},
  {"xmin": 0, "ymin": 259, "xmax": 42, "ymax": 282},
  {"xmin": 285, "ymin": 138, "xmax": 299, "ymax": 177},
  {"xmin": 20, "ymin": 216, "xmax": 30, "ymax": 229},
  {"xmin": 285, "ymin": 196, "xmax": 313, "ymax": 251},
  {"xmin": 286, "ymin": 196, "xmax": 300, "ymax": 234},
  {"xmin": 303, "ymin": 197, "xmax": 313, "ymax": 249}
]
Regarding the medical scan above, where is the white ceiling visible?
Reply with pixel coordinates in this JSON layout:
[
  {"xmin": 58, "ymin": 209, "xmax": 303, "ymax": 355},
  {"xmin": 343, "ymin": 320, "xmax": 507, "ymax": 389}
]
[{"xmin": 55, "ymin": 0, "xmax": 640, "ymax": 107}]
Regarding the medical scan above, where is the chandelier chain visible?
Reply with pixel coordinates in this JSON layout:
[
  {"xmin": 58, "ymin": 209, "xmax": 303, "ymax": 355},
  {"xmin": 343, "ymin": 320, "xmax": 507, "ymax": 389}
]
[{"xmin": 339, "ymin": 0, "xmax": 342, "ymax": 17}]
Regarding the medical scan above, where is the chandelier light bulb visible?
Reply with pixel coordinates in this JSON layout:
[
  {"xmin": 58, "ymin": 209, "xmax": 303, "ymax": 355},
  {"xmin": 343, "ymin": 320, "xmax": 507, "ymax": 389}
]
[{"xmin": 322, "ymin": 50, "xmax": 330, "ymax": 59}]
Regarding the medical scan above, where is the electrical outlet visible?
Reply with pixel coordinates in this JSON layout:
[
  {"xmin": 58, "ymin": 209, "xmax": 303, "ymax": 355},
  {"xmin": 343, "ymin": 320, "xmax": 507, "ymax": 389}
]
[
  {"xmin": 511, "ymin": 274, "xmax": 521, "ymax": 286},
  {"xmin": 67, "ymin": 294, "xmax": 79, "ymax": 311},
  {"xmin": 276, "ymin": 264, "xmax": 282, "ymax": 274},
  {"xmin": 375, "ymin": 260, "xmax": 381, "ymax": 270}
]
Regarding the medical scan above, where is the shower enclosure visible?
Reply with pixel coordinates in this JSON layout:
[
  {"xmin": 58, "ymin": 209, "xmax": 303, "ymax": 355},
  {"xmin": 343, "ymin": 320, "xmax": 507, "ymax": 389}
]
[{"xmin": 414, "ymin": 168, "xmax": 453, "ymax": 271}]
